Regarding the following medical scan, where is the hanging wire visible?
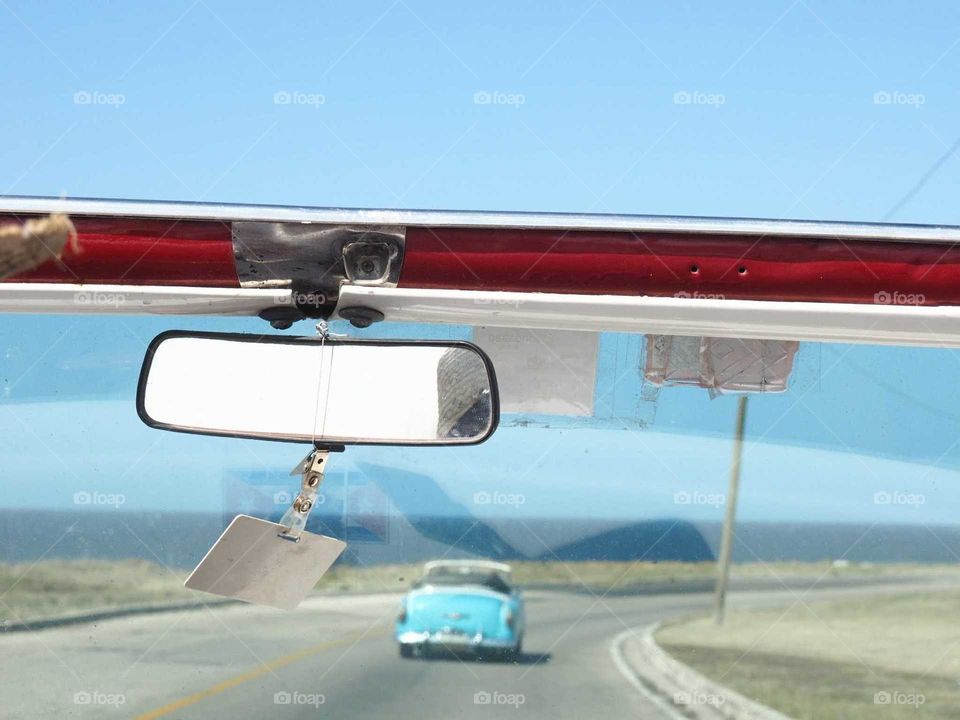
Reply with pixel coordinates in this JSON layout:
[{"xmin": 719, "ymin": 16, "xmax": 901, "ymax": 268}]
[
  {"xmin": 310, "ymin": 322, "xmax": 333, "ymax": 447},
  {"xmin": 882, "ymin": 135, "xmax": 960, "ymax": 221}
]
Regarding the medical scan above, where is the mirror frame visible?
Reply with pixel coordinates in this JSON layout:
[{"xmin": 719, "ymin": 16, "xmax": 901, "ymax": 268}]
[{"xmin": 136, "ymin": 330, "xmax": 500, "ymax": 447}]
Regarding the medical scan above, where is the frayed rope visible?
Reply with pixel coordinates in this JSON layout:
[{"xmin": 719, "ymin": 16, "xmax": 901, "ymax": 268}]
[{"xmin": 0, "ymin": 214, "xmax": 77, "ymax": 280}]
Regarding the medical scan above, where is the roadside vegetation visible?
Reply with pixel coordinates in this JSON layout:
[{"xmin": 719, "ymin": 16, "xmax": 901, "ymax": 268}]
[
  {"xmin": 657, "ymin": 591, "xmax": 960, "ymax": 719},
  {"xmin": 0, "ymin": 559, "xmax": 188, "ymax": 625},
  {"xmin": 2, "ymin": 557, "xmax": 957, "ymax": 626}
]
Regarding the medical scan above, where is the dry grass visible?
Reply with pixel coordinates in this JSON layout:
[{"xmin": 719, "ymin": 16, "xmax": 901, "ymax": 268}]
[
  {"xmin": 0, "ymin": 559, "xmax": 188, "ymax": 624},
  {"xmin": 1, "ymin": 558, "xmax": 955, "ymax": 625},
  {"xmin": 658, "ymin": 591, "xmax": 960, "ymax": 719}
]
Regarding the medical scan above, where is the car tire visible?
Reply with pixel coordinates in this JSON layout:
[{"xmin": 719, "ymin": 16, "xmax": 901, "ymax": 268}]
[
  {"xmin": 507, "ymin": 634, "xmax": 523, "ymax": 662},
  {"xmin": 399, "ymin": 644, "xmax": 415, "ymax": 658}
]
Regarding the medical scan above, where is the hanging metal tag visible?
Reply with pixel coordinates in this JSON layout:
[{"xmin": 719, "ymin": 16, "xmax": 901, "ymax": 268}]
[
  {"xmin": 184, "ymin": 515, "xmax": 345, "ymax": 610},
  {"xmin": 185, "ymin": 449, "xmax": 346, "ymax": 610}
]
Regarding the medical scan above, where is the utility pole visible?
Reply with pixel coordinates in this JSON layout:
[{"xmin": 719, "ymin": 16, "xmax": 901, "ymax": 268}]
[{"xmin": 714, "ymin": 395, "xmax": 748, "ymax": 626}]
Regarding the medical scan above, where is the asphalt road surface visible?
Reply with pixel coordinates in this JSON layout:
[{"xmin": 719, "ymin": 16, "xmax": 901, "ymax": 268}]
[{"xmin": 0, "ymin": 580, "xmax": 944, "ymax": 719}]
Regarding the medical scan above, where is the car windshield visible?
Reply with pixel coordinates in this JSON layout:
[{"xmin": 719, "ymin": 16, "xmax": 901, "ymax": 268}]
[
  {"xmin": 4, "ymin": 3, "xmax": 960, "ymax": 719},
  {"xmin": 416, "ymin": 571, "xmax": 513, "ymax": 594}
]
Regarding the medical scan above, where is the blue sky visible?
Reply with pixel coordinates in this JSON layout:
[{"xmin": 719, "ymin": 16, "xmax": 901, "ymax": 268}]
[{"xmin": 2, "ymin": 1, "xmax": 960, "ymax": 526}]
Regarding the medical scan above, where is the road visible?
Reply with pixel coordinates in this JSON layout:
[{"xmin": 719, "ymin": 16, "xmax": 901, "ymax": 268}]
[{"xmin": 0, "ymin": 579, "xmax": 947, "ymax": 719}]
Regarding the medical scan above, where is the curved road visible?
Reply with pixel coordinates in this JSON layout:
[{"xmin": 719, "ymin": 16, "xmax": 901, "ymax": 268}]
[{"xmin": 1, "ymin": 580, "xmax": 941, "ymax": 719}]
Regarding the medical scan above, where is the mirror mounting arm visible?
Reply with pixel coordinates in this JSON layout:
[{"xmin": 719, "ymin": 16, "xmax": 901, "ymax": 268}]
[{"xmin": 278, "ymin": 449, "xmax": 329, "ymax": 542}]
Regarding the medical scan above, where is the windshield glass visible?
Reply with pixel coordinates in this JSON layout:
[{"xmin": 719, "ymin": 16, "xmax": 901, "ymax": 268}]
[{"xmin": 4, "ymin": 316, "xmax": 960, "ymax": 718}]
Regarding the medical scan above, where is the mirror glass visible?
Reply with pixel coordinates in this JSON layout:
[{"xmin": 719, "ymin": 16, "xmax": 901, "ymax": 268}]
[{"xmin": 138, "ymin": 333, "xmax": 498, "ymax": 445}]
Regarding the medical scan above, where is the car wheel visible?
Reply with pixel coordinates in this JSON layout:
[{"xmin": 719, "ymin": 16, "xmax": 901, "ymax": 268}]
[
  {"xmin": 399, "ymin": 644, "xmax": 415, "ymax": 658},
  {"xmin": 507, "ymin": 635, "xmax": 523, "ymax": 662}
]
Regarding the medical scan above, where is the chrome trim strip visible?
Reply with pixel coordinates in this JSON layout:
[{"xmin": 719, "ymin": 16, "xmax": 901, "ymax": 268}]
[
  {"xmin": 0, "ymin": 283, "xmax": 291, "ymax": 315},
  {"xmin": 337, "ymin": 285, "xmax": 960, "ymax": 349},
  {"xmin": 2, "ymin": 195, "xmax": 960, "ymax": 243}
]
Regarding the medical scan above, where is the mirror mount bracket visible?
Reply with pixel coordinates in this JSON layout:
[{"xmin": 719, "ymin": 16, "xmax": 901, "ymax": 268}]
[
  {"xmin": 258, "ymin": 306, "xmax": 307, "ymax": 330},
  {"xmin": 278, "ymin": 448, "xmax": 329, "ymax": 542},
  {"xmin": 233, "ymin": 221, "xmax": 404, "ymax": 326}
]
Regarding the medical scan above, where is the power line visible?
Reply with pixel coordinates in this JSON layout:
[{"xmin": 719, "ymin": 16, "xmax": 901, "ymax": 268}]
[{"xmin": 882, "ymin": 136, "xmax": 960, "ymax": 221}]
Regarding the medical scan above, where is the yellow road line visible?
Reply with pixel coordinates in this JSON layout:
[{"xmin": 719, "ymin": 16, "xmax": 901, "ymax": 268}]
[{"xmin": 133, "ymin": 626, "xmax": 389, "ymax": 719}]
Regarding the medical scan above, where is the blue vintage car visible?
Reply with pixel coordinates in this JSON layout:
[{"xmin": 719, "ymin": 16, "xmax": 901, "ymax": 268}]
[{"xmin": 396, "ymin": 560, "xmax": 524, "ymax": 660}]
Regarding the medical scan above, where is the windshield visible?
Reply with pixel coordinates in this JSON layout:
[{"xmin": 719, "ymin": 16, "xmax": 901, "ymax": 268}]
[
  {"xmin": 416, "ymin": 572, "xmax": 513, "ymax": 594},
  {"xmin": 3, "ymin": 3, "xmax": 959, "ymax": 719}
]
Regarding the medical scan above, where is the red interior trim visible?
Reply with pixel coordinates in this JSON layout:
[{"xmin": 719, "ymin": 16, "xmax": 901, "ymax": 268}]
[
  {"xmin": 5, "ymin": 213, "xmax": 960, "ymax": 305},
  {"xmin": 2, "ymin": 216, "xmax": 239, "ymax": 287},
  {"xmin": 401, "ymin": 227, "xmax": 960, "ymax": 305}
]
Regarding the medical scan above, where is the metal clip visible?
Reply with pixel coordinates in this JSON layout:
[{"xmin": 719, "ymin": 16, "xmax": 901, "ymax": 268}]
[{"xmin": 278, "ymin": 449, "xmax": 328, "ymax": 542}]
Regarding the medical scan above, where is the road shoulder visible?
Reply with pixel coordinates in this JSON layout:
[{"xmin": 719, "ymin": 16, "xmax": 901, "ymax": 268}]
[{"xmin": 611, "ymin": 622, "xmax": 791, "ymax": 720}]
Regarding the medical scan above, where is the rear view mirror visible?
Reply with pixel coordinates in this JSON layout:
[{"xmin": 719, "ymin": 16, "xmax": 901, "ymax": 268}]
[{"xmin": 137, "ymin": 331, "xmax": 499, "ymax": 446}]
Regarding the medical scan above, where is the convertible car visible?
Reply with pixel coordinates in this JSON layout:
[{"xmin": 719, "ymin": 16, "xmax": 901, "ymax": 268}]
[{"xmin": 395, "ymin": 560, "xmax": 524, "ymax": 660}]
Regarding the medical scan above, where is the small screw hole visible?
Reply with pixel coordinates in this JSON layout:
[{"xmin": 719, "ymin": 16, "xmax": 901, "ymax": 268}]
[
  {"xmin": 690, "ymin": 264, "xmax": 699, "ymax": 274},
  {"xmin": 738, "ymin": 265, "xmax": 747, "ymax": 275}
]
